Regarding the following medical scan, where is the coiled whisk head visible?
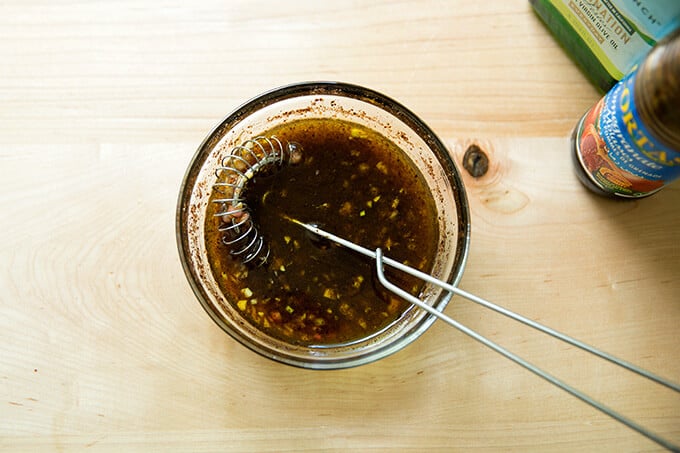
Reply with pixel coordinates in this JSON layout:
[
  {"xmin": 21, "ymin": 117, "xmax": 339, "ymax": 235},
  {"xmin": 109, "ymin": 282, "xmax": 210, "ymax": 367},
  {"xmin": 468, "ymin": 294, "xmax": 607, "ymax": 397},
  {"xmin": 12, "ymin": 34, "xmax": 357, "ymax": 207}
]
[{"xmin": 212, "ymin": 136, "xmax": 302, "ymax": 266}]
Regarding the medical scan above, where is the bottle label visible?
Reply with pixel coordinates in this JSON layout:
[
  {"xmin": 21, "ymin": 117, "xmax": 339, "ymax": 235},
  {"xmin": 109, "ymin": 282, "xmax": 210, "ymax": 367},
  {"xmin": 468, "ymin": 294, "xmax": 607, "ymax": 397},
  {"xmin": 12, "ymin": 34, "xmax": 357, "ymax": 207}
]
[
  {"xmin": 575, "ymin": 67, "xmax": 680, "ymax": 196},
  {"xmin": 552, "ymin": 0, "xmax": 680, "ymax": 80}
]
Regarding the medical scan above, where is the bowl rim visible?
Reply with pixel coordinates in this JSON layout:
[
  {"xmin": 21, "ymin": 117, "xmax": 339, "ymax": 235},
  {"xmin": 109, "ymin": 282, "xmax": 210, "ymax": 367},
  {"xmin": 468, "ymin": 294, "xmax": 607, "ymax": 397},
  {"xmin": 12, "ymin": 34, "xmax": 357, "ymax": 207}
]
[{"xmin": 176, "ymin": 81, "xmax": 471, "ymax": 369}]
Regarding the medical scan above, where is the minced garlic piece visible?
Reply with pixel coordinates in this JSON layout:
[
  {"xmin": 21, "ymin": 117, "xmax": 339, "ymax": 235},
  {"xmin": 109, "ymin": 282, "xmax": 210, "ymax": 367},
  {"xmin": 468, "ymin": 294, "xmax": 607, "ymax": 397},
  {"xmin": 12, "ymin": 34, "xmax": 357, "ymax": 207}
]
[{"xmin": 323, "ymin": 288, "xmax": 338, "ymax": 299}]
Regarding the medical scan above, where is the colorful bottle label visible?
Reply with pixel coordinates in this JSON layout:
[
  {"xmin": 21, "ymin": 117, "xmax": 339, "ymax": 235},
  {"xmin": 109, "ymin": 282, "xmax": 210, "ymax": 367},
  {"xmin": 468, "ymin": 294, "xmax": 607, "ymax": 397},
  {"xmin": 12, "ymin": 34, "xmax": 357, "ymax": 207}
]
[{"xmin": 575, "ymin": 67, "xmax": 680, "ymax": 196}]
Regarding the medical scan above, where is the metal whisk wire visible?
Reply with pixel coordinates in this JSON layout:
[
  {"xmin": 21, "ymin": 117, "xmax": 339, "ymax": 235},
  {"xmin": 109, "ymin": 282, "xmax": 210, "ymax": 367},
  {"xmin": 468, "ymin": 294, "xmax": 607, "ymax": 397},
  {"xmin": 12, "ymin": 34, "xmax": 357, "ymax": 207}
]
[
  {"xmin": 212, "ymin": 136, "xmax": 302, "ymax": 265},
  {"xmin": 289, "ymin": 220, "xmax": 680, "ymax": 452}
]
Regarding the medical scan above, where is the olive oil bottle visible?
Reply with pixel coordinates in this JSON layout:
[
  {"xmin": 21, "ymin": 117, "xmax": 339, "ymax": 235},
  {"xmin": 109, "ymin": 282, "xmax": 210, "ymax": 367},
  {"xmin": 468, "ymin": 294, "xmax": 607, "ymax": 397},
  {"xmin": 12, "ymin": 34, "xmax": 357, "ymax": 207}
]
[
  {"xmin": 531, "ymin": 0, "xmax": 680, "ymax": 92},
  {"xmin": 571, "ymin": 27, "xmax": 680, "ymax": 198}
]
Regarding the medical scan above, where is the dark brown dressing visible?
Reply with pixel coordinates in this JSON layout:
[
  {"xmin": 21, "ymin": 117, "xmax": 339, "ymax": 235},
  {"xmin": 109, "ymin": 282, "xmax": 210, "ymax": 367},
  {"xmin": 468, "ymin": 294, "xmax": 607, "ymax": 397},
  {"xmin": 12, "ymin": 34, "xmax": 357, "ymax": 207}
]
[{"xmin": 205, "ymin": 118, "xmax": 439, "ymax": 346}]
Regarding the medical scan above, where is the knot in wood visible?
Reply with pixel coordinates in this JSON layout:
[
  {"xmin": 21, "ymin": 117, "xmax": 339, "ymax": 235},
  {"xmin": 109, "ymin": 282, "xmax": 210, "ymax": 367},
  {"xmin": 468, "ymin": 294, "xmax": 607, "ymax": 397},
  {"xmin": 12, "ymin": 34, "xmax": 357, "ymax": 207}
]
[{"xmin": 462, "ymin": 144, "xmax": 489, "ymax": 178}]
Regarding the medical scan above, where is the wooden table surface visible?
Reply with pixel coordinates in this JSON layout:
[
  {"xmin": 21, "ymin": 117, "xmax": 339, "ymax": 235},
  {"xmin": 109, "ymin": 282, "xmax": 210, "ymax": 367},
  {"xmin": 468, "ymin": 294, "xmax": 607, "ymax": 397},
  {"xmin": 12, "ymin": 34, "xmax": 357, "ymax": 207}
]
[{"xmin": 1, "ymin": 1, "xmax": 678, "ymax": 451}]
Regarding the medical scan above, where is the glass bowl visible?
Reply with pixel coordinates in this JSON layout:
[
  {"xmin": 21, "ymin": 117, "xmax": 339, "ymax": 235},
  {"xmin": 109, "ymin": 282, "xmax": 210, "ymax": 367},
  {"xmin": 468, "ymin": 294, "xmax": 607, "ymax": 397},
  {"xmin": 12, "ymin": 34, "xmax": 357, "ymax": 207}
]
[{"xmin": 176, "ymin": 82, "xmax": 470, "ymax": 369}]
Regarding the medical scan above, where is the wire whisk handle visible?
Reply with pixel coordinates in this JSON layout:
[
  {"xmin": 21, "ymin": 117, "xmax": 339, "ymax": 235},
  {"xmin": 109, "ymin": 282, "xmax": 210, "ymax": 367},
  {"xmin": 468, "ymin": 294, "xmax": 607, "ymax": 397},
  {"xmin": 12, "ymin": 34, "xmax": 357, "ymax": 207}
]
[{"xmin": 289, "ymin": 219, "xmax": 680, "ymax": 452}]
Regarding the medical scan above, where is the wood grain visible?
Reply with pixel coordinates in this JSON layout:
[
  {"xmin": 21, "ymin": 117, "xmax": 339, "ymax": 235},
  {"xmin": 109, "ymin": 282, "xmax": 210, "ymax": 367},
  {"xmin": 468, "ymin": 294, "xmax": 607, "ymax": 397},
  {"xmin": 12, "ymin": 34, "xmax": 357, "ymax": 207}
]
[{"xmin": 1, "ymin": 1, "xmax": 678, "ymax": 452}]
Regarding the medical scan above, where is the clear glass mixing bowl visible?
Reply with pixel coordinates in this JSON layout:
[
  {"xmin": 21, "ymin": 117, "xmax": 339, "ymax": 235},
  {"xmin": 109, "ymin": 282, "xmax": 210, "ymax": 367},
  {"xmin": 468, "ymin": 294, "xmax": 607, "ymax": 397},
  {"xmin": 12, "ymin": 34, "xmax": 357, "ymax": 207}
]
[{"xmin": 176, "ymin": 82, "xmax": 470, "ymax": 369}]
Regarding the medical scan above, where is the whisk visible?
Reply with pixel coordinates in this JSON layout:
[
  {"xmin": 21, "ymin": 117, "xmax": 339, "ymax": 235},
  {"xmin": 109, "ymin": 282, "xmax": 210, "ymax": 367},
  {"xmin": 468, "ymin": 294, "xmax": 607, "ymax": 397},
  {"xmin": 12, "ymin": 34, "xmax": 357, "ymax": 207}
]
[
  {"xmin": 288, "ymin": 220, "xmax": 680, "ymax": 452},
  {"xmin": 212, "ymin": 136, "xmax": 302, "ymax": 265},
  {"xmin": 211, "ymin": 137, "xmax": 679, "ymax": 451}
]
